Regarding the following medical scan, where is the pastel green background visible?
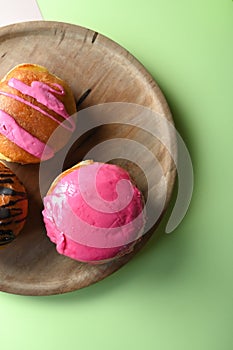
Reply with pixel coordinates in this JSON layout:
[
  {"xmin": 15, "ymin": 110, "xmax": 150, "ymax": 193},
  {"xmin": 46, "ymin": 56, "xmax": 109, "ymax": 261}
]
[{"xmin": 1, "ymin": 1, "xmax": 232, "ymax": 349}]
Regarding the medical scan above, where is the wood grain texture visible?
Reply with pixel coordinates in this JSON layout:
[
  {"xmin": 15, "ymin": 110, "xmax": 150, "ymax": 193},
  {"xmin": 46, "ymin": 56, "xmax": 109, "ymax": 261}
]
[{"xmin": 0, "ymin": 21, "xmax": 176, "ymax": 296}]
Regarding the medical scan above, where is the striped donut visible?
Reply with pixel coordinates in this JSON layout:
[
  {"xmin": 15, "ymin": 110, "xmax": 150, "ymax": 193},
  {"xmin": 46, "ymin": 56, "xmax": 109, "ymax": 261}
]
[
  {"xmin": 0, "ymin": 64, "xmax": 77, "ymax": 164},
  {"xmin": 0, "ymin": 162, "xmax": 28, "ymax": 246}
]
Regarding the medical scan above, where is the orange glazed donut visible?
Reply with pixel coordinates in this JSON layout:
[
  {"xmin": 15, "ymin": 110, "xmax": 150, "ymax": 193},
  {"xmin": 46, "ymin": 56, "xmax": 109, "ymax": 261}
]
[{"xmin": 0, "ymin": 162, "xmax": 28, "ymax": 246}]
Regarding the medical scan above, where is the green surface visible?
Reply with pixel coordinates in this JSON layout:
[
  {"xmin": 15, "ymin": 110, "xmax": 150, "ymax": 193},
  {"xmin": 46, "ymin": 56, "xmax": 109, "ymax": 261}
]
[{"xmin": 1, "ymin": 1, "xmax": 233, "ymax": 349}]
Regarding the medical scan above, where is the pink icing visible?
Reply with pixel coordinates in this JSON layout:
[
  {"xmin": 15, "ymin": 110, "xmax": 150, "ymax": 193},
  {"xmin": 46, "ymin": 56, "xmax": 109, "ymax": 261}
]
[
  {"xmin": 2, "ymin": 78, "xmax": 75, "ymax": 131},
  {"xmin": 0, "ymin": 77, "xmax": 75, "ymax": 159},
  {"xmin": 0, "ymin": 110, "xmax": 54, "ymax": 160},
  {"xmin": 42, "ymin": 162, "xmax": 145, "ymax": 263}
]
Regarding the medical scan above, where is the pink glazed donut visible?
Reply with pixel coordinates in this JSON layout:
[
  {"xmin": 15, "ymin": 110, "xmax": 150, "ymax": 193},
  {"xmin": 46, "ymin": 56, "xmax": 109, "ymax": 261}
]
[{"xmin": 42, "ymin": 160, "xmax": 145, "ymax": 264}]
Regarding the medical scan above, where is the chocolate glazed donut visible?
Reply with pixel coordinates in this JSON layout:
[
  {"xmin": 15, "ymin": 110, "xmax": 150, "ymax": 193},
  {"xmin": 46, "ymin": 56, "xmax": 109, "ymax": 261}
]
[{"xmin": 0, "ymin": 162, "xmax": 28, "ymax": 246}]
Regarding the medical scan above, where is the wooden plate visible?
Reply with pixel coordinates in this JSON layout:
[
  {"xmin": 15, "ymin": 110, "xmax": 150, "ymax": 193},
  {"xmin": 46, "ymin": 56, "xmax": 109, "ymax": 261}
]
[{"xmin": 0, "ymin": 21, "xmax": 176, "ymax": 296}]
